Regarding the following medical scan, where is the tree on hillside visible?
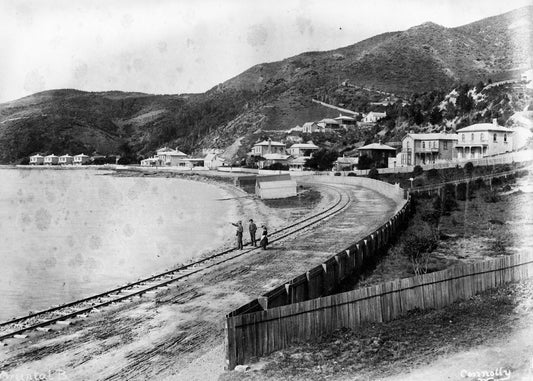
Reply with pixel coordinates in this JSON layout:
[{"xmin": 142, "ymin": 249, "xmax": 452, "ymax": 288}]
[{"xmin": 304, "ymin": 148, "xmax": 338, "ymax": 171}]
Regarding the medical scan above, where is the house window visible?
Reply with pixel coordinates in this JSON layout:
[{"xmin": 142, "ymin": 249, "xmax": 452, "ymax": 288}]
[
  {"xmin": 422, "ymin": 142, "xmax": 425, "ymax": 149},
  {"xmin": 481, "ymin": 133, "xmax": 484, "ymax": 141},
  {"xmin": 504, "ymin": 134, "xmax": 507, "ymax": 142},
  {"xmin": 462, "ymin": 134, "xmax": 465, "ymax": 142},
  {"xmin": 493, "ymin": 133, "xmax": 497, "ymax": 142},
  {"xmin": 443, "ymin": 141, "xmax": 447, "ymax": 150},
  {"xmin": 471, "ymin": 133, "xmax": 474, "ymax": 141}
]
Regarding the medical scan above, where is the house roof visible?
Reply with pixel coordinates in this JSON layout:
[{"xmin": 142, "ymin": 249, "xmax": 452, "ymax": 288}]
[
  {"xmin": 31, "ymin": 154, "xmax": 43, "ymax": 158},
  {"xmin": 336, "ymin": 156, "xmax": 359, "ymax": 164},
  {"xmin": 302, "ymin": 122, "xmax": 317, "ymax": 127},
  {"xmin": 289, "ymin": 143, "xmax": 319, "ymax": 149},
  {"xmin": 254, "ymin": 140, "xmax": 286, "ymax": 147},
  {"xmin": 74, "ymin": 154, "xmax": 89, "ymax": 157},
  {"xmin": 204, "ymin": 153, "xmax": 224, "ymax": 162},
  {"xmin": 335, "ymin": 115, "xmax": 356, "ymax": 121},
  {"xmin": 45, "ymin": 154, "xmax": 58, "ymax": 158},
  {"xmin": 366, "ymin": 111, "xmax": 387, "ymax": 116},
  {"xmin": 358, "ymin": 142, "xmax": 396, "ymax": 151},
  {"xmin": 164, "ymin": 150, "xmax": 188, "ymax": 156},
  {"xmin": 318, "ymin": 118, "xmax": 341, "ymax": 124},
  {"xmin": 257, "ymin": 174, "xmax": 292, "ymax": 183},
  {"xmin": 457, "ymin": 123, "xmax": 514, "ymax": 133},
  {"xmin": 257, "ymin": 180, "xmax": 297, "ymax": 190},
  {"xmin": 405, "ymin": 133, "xmax": 459, "ymax": 140},
  {"xmin": 60, "ymin": 154, "xmax": 73, "ymax": 158}
]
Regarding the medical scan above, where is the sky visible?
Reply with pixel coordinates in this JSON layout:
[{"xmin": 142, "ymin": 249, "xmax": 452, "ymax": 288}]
[{"xmin": 0, "ymin": 0, "xmax": 530, "ymax": 103}]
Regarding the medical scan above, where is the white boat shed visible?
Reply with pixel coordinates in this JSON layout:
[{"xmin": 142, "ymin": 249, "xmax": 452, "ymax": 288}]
[{"xmin": 255, "ymin": 174, "xmax": 297, "ymax": 200}]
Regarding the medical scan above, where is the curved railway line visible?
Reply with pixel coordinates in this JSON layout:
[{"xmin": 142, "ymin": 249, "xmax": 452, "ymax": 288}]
[{"xmin": 0, "ymin": 184, "xmax": 354, "ymax": 344}]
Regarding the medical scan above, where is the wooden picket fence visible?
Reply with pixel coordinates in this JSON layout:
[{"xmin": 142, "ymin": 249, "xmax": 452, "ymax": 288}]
[{"xmin": 226, "ymin": 251, "xmax": 533, "ymax": 369}]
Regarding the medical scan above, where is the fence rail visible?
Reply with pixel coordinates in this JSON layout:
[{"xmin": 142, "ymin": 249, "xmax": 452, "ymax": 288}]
[
  {"xmin": 225, "ymin": 178, "xmax": 412, "ymax": 369},
  {"xmin": 226, "ymin": 251, "xmax": 533, "ymax": 369}
]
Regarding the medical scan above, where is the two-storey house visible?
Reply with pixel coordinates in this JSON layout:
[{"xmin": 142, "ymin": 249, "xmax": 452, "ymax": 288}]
[
  {"xmin": 455, "ymin": 120, "xmax": 514, "ymax": 159},
  {"xmin": 400, "ymin": 133, "xmax": 459, "ymax": 166}
]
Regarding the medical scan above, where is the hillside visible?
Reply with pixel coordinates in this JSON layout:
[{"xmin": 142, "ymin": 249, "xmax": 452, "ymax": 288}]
[{"xmin": 0, "ymin": 6, "xmax": 531, "ymax": 163}]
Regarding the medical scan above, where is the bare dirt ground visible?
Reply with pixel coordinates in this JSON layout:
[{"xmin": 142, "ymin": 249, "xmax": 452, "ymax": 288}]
[{"xmin": 0, "ymin": 176, "xmax": 398, "ymax": 381}]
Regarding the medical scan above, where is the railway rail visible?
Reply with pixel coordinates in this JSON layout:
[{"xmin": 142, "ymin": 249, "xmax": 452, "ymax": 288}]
[{"xmin": 0, "ymin": 184, "xmax": 353, "ymax": 344}]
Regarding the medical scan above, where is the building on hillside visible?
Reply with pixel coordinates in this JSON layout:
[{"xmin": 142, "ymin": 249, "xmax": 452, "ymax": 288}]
[
  {"xmin": 399, "ymin": 133, "xmax": 459, "ymax": 166},
  {"xmin": 251, "ymin": 139, "xmax": 286, "ymax": 156},
  {"xmin": 160, "ymin": 149, "xmax": 188, "ymax": 166},
  {"xmin": 259, "ymin": 153, "xmax": 291, "ymax": 169},
  {"xmin": 44, "ymin": 154, "xmax": 59, "ymax": 165},
  {"xmin": 203, "ymin": 153, "xmax": 225, "ymax": 169},
  {"xmin": 358, "ymin": 142, "xmax": 396, "ymax": 168},
  {"xmin": 58, "ymin": 154, "xmax": 74, "ymax": 165},
  {"xmin": 29, "ymin": 154, "xmax": 44, "ymax": 165},
  {"xmin": 288, "ymin": 125, "xmax": 303, "ymax": 133},
  {"xmin": 141, "ymin": 157, "xmax": 158, "ymax": 166},
  {"xmin": 288, "ymin": 156, "xmax": 309, "ymax": 171},
  {"xmin": 287, "ymin": 142, "xmax": 319, "ymax": 157},
  {"xmin": 255, "ymin": 174, "xmax": 297, "ymax": 199},
  {"xmin": 455, "ymin": 120, "xmax": 514, "ymax": 159},
  {"xmin": 175, "ymin": 158, "xmax": 206, "ymax": 170},
  {"xmin": 73, "ymin": 154, "xmax": 90, "ymax": 165},
  {"xmin": 334, "ymin": 114, "xmax": 357, "ymax": 128},
  {"xmin": 317, "ymin": 118, "xmax": 341, "ymax": 131},
  {"xmin": 334, "ymin": 156, "xmax": 359, "ymax": 171},
  {"xmin": 302, "ymin": 122, "xmax": 321, "ymax": 133},
  {"xmin": 521, "ymin": 69, "xmax": 533, "ymax": 84},
  {"xmin": 362, "ymin": 111, "xmax": 387, "ymax": 123}
]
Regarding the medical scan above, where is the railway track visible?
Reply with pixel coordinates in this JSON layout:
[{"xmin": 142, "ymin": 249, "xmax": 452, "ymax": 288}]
[{"xmin": 0, "ymin": 184, "xmax": 353, "ymax": 344}]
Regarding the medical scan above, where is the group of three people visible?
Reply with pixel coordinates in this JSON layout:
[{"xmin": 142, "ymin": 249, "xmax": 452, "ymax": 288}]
[{"xmin": 231, "ymin": 219, "xmax": 268, "ymax": 250}]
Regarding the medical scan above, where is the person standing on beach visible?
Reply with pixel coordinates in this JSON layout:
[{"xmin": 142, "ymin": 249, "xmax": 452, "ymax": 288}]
[
  {"xmin": 231, "ymin": 220, "xmax": 244, "ymax": 250},
  {"xmin": 249, "ymin": 219, "xmax": 257, "ymax": 247},
  {"xmin": 259, "ymin": 225, "xmax": 268, "ymax": 250}
]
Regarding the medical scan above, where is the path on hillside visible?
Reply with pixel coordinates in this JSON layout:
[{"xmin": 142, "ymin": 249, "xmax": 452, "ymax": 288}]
[{"xmin": 0, "ymin": 180, "xmax": 400, "ymax": 381}]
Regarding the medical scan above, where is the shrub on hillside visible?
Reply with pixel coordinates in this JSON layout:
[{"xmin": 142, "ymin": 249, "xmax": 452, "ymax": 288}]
[
  {"xmin": 413, "ymin": 165, "xmax": 423, "ymax": 177},
  {"xmin": 426, "ymin": 168, "xmax": 439, "ymax": 180},
  {"xmin": 413, "ymin": 178, "xmax": 425, "ymax": 187},
  {"xmin": 266, "ymin": 163, "xmax": 289, "ymax": 171},
  {"xmin": 402, "ymin": 221, "xmax": 439, "ymax": 275},
  {"xmin": 482, "ymin": 189, "xmax": 501, "ymax": 203},
  {"xmin": 334, "ymin": 172, "xmax": 341, "ymax": 176},
  {"xmin": 347, "ymin": 172, "xmax": 357, "ymax": 177},
  {"xmin": 19, "ymin": 157, "xmax": 30, "ymax": 165},
  {"xmin": 368, "ymin": 168, "xmax": 379, "ymax": 180},
  {"xmin": 464, "ymin": 162, "xmax": 474, "ymax": 176}
]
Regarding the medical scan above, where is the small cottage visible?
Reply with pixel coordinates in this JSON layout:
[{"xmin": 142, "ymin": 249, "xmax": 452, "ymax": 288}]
[
  {"xmin": 73, "ymin": 154, "xmax": 90, "ymax": 165},
  {"xmin": 29, "ymin": 154, "xmax": 44, "ymax": 165},
  {"xmin": 44, "ymin": 154, "xmax": 59, "ymax": 165},
  {"xmin": 58, "ymin": 154, "xmax": 74, "ymax": 165}
]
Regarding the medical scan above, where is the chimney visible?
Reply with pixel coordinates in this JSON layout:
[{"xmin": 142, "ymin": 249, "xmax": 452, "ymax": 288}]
[{"xmin": 492, "ymin": 118, "xmax": 498, "ymax": 126}]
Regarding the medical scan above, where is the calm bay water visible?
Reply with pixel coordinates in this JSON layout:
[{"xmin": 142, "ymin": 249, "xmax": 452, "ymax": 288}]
[{"xmin": 0, "ymin": 168, "xmax": 233, "ymax": 321}]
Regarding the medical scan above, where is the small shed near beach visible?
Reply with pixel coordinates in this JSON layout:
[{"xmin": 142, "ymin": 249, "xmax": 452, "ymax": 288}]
[{"xmin": 255, "ymin": 174, "xmax": 297, "ymax": 200}]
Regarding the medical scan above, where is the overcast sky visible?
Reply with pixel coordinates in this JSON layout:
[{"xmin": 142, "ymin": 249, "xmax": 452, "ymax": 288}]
[{"xmin": 0, "ymin": 0, "xmax": 530, "ymax": 103}]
